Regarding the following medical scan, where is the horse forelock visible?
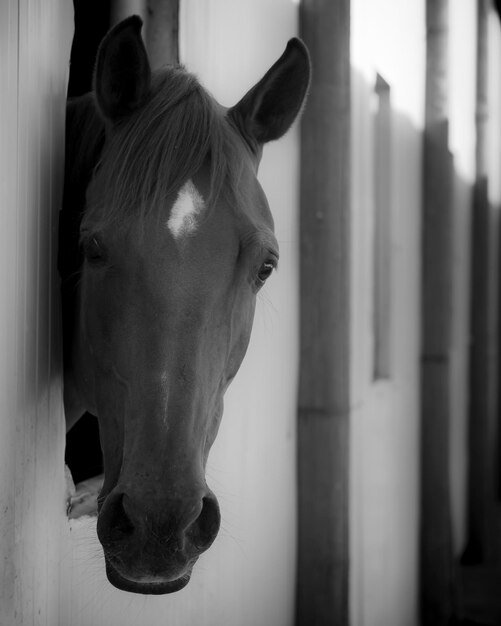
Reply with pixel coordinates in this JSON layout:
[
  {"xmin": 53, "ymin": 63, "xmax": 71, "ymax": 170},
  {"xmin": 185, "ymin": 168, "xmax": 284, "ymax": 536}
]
[{"xmin": 83, "ymin": 66, "xmax": 244, "ymax": 233}]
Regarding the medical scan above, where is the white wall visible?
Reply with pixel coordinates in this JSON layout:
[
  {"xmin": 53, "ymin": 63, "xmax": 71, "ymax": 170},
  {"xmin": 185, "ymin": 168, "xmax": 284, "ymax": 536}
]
[
  {"xmin": 58, "ymin": 2, "xmax": 301, "ymax": 626},
  {"xmin": 350, "ymin": 1, "xmax": 425, "ymax": 624},
  {"xmin": 0, "ymin": 4, "xmax": 19, "ymax": 615},
  {"xmin": 0, "ymin": 1, "xmax": 73, "ymax": 624}
]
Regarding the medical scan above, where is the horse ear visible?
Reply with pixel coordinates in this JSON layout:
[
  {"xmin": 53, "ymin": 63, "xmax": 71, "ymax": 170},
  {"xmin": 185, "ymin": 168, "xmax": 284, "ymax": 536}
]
[
  {"xmin": 229, "ymin": 38, "xmax": 311, "ymax": 146},
  {"xmin": 94, "ymin": 15, "xmax": 151, "ymax": 122}
]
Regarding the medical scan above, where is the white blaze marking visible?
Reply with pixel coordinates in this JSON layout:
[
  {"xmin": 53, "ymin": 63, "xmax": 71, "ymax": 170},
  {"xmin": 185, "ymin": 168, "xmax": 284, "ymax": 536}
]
[{"xmin": 167, "ymin": 180, "xmax": 205, "ymax": 239}]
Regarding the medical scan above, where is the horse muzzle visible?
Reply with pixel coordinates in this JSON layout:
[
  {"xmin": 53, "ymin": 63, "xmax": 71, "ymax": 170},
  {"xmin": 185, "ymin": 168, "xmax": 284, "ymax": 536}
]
[{"xmin": 96, "ymin": 486, "xmax": 221, "ymax": 594}]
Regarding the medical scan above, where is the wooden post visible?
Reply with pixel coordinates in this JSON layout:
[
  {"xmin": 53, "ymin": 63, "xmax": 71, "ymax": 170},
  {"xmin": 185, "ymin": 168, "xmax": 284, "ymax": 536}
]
[
  {"xmin": 465, "ymin": 0, "xmax": 501, "ymax": 566},
  {"xmin": 420, "ymin": 0, "xmax": 455, "ymax": 623},
  {"xmin": 145, "ymin": 0, "xmax": 179, "ymax": 67},
  {"xmin": 297, "ymin": 1, "xmax": 351, "ymax": 625},
  {"xmin": 110, "ymin": 0, "xmax": 146, "ymax": 27},
  {"xmin": 111, "ymin": 0, "xmax": 179, "ymax": 68}
]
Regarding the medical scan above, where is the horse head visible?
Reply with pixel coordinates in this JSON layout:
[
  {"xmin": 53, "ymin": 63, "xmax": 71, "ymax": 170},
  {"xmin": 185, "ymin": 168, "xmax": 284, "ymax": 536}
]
[{"xmin": 63, "ymin": 16, "xmax": 310, "ymax": 594}]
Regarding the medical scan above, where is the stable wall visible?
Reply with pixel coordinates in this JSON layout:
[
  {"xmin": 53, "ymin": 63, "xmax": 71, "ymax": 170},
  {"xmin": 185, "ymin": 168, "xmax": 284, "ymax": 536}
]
[{"xmin": 0, "ymin": 1, "xmax": 73, "ymax": 624}]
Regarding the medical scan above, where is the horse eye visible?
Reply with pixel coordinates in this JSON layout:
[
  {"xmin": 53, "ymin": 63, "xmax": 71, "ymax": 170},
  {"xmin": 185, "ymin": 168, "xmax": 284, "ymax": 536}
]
[
  {"xmin": 257, "ymin": 261, "xmax": 275, "ymax": 284},
  {"xmin": 84, "ymin": 236, "xmax": 105, "ymax": 263}
]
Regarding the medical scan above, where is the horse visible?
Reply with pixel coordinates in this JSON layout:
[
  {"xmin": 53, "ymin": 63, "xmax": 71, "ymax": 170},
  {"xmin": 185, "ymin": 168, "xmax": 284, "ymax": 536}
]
[{"xmin": 60, "ymin": 15, "xmax": 310, "ymax": 594}]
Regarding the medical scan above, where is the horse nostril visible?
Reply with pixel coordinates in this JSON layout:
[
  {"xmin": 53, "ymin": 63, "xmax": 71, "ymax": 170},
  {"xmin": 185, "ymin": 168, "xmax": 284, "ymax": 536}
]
[
  {"xmin": 188, "ymin": 493, "xmax": 221, "ymax": 551},
  {"xmin": 107, "ymin": 493, "xmax": 135, "ymax": 542}
]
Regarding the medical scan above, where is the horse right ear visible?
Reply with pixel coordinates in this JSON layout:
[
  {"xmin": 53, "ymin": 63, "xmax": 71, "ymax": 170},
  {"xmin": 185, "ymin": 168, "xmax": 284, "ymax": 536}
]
[{"xmin": 94, "ymin": 15, "xmax": 151, "ymax": 123}]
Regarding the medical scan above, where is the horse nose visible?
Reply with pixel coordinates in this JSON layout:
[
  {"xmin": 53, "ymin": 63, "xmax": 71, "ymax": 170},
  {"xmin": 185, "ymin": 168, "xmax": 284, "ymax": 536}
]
[
  {"xmin": 97, "ymin": 487, "xmax": 221, "ymax": 556},
  {"xmin": 186, "ymin": 492, "xmax": 221, "ymax": 550}
]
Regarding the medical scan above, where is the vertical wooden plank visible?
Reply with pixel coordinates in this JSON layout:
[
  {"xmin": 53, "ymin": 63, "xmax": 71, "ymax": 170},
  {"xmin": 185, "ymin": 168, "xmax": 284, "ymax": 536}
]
[
  {"xmin": 420, "ymin": 0, "xmax": 455, "ymax": 623},
  {"xmin": 465, "ymin": 0, "xmax": 501, "ymax": 566},
  {"xmin": 145, "ymin": 0, "xmax": 179, "ymax": 67},
  {"xmin": 110, "ymin": 0, "xmax": 146, "ymax": 25},
  {"xmin": 297, "ymin": 1, "xmax": 351, "ymax": 624},
  {"xmin": 111, "ymin": 0, "xmax": 179, "ymax": 70}
]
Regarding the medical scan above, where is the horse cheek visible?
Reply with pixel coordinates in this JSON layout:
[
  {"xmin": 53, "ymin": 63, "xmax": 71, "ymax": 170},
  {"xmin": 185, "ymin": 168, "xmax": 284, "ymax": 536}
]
[{"xmin": 226, "ymin": 296, "xmax": 256, "ymax": 384}]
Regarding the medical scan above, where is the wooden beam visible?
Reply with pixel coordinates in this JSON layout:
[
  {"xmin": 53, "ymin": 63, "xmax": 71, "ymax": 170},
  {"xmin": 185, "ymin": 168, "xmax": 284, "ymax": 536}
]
[
  {"xmin": 297, "ymin": 1, "xmax": 350, "ymax": 624},
  {"xmin": 145, "ymin": 0, "xmax": 179, "ymax": 68},
  {"xmin": 465, "ymin": 0, "xmax": 501, "ymax": 567},
  {"xmin": 420, "ymin": 0, "xmax": 455, "ymax": 623},
  {"xmin": 110, "ymin": 0, "xmax": 179, "ymax": 68}
]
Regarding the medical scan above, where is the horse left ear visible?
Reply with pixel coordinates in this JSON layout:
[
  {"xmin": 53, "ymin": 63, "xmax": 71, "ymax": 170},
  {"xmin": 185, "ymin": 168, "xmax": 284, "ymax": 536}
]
[
  {"xmin": 229, "ymin": 38, "xmax": 311, "ymax": 146},
  {"xmin": 94, "ymin": 15, "xmax": 151, "ymax": 122}
]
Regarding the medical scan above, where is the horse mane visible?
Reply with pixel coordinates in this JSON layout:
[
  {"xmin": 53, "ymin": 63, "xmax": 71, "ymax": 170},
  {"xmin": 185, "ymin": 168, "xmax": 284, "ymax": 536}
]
[{"xmin": 81, "ymin": 65, "xmax": 243, "ymax": 230}]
